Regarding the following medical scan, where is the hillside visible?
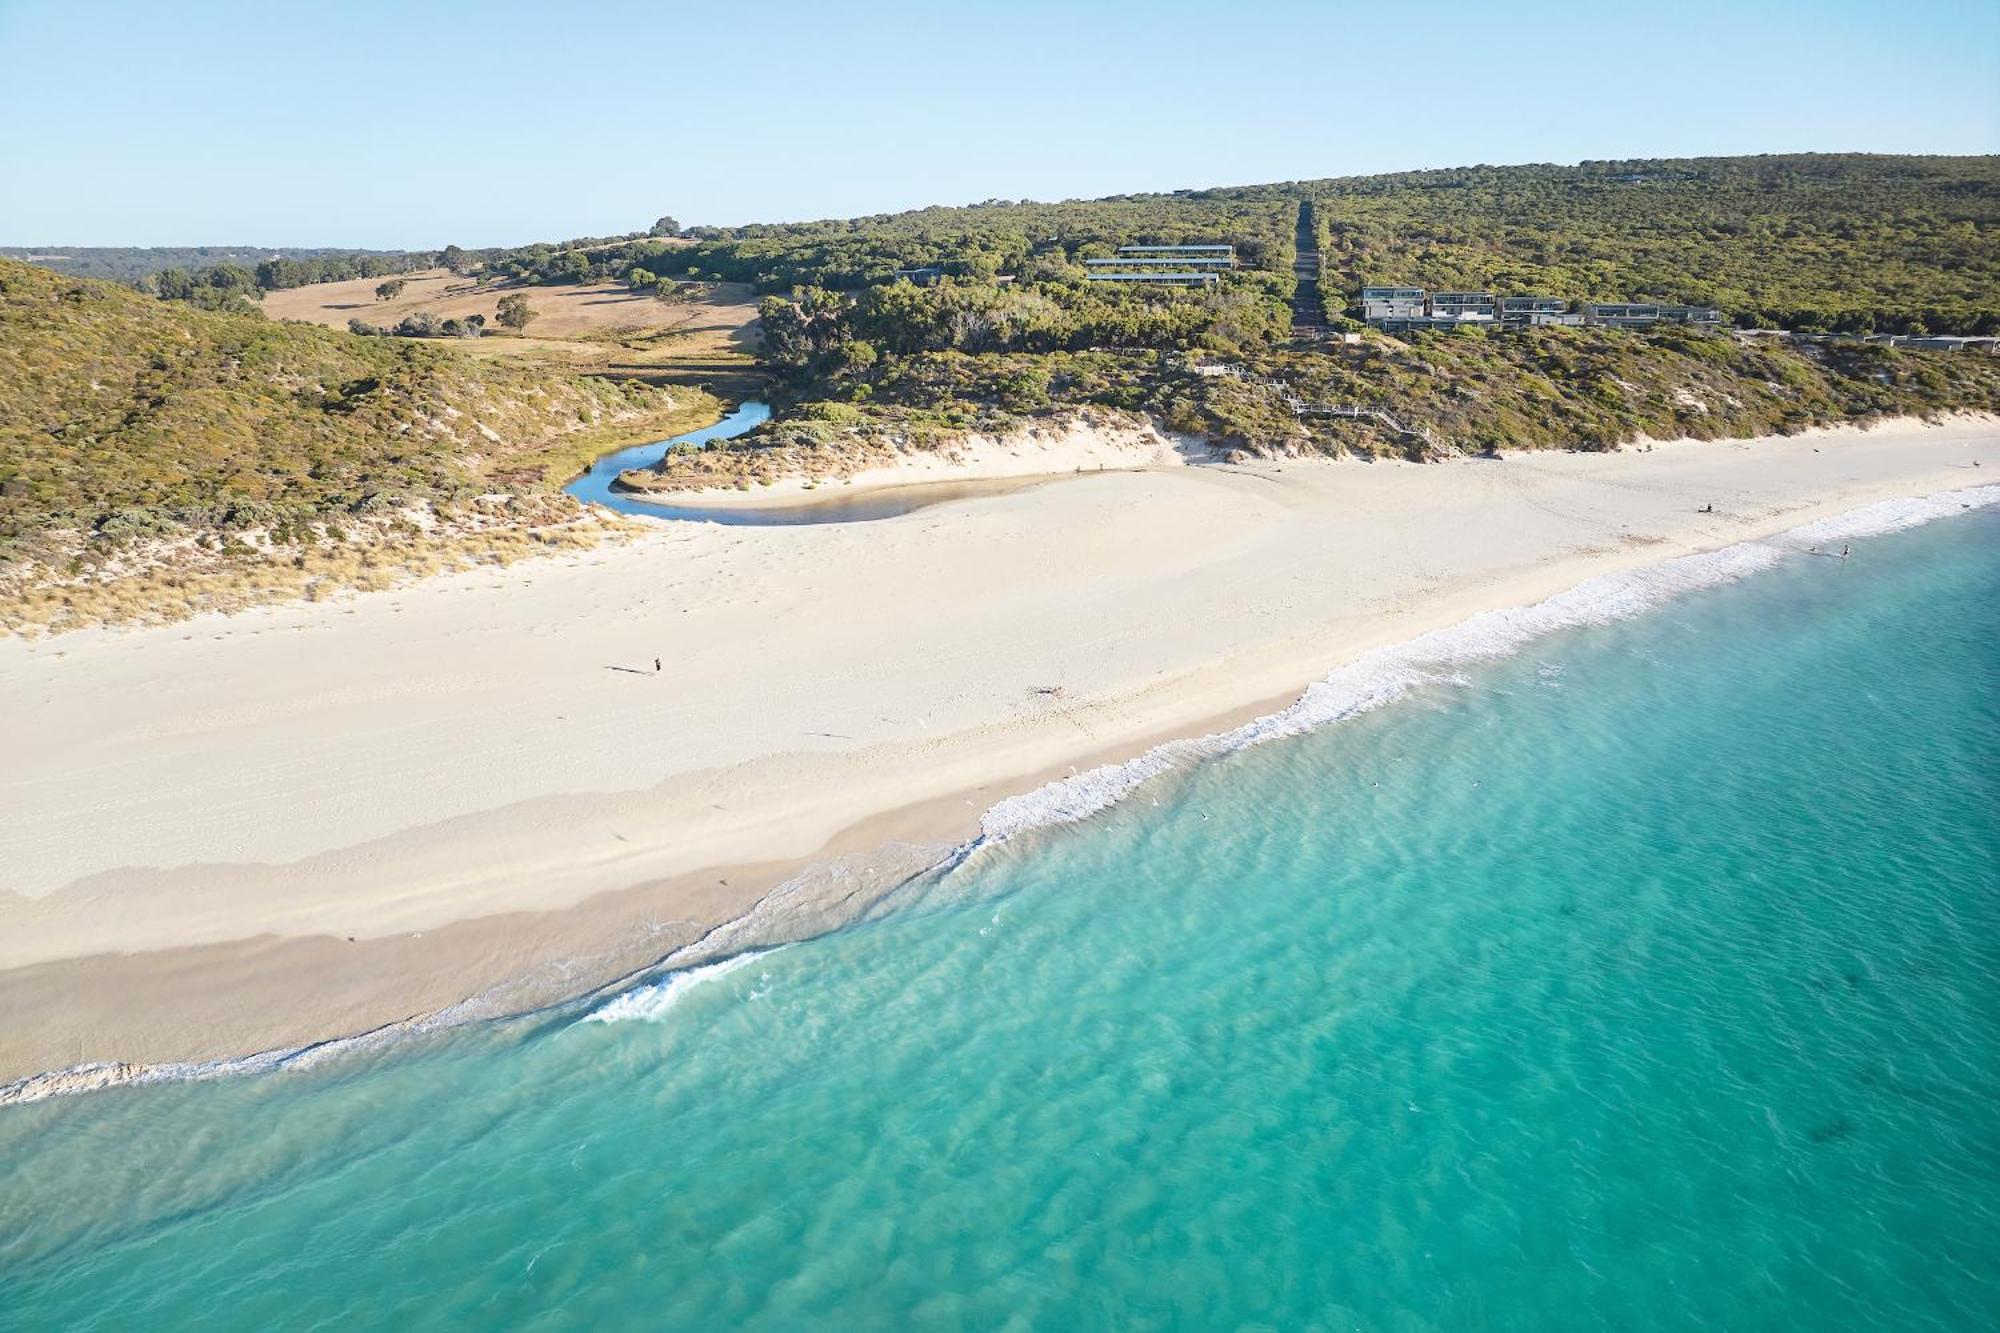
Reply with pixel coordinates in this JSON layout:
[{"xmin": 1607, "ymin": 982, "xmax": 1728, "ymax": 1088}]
[
  {"xmin": 0, "ymin": 259, "xmax": 714, "ymax": 630},
  {"xmin": 473, "ymin": 197, "xmax": 1298, "ymax": 294},
  {"xmin": 457, "ymin": 154, "xmax": 1995, "ymax": 335},
  {"xmin": 1298, "ymin": 155, "xmax": 2000, "ymax": 334},
  {"xmin": 619, "ymin": 330, "xmax": 2000, "ymax": 499},
  {"xmin": 610, "ymin": 156, "xmax": 2000, "ymax": 489},
  {"xmin": 8, "ymin": 154, "xmax": 1998, "ymax": 626}
]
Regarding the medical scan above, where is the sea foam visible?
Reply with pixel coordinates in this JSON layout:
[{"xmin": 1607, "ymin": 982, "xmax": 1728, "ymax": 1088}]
[
  {"xmin": 581, "ymin": 950, "xmax": 773, "ymax": 1024},
  {"xmin": 7, "ymin": 484, "xmax": 1992, "ymax": 1106},
  {"xmin": 969, "ymin": 484, "xmax": 2000, "ymax": 851}
]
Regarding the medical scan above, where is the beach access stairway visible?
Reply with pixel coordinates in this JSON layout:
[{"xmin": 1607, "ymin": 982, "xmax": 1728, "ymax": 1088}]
[
  {"xmin": 1191, "ymin": 361, "xmax": 1440, "ymax": 450},
  {"xmin": 1290, "ymin": 201, "xmax": 1328, "ymax": 338}
]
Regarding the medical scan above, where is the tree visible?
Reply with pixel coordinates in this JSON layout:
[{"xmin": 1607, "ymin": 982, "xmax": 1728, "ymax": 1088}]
[
  {"xmin": 375, "ymin": 278, "xmax": 407, "ymax": 302},
  {"xmin": 495, "ymin": 293, "xmax": 536, "ymax": 329},
  {"xmin": 440, "ymin": 244, "xmax": 470, "ymax": 276},
  {"xmin": 627, "ymin": 267, "xmax": 656, "ymax": 292},
  {"xmin": 650, "ymin": 216, "xmax": 681, "ymax": 237},
  {"xmin": 831, "ymin": 339, "xmax": 877, "ymax": 374}
]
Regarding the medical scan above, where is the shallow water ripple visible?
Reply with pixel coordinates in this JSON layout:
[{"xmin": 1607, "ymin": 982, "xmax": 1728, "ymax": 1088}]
[{"xmin": 0, "ymin": 507, "xmax": 1996, "ymax": 1330}]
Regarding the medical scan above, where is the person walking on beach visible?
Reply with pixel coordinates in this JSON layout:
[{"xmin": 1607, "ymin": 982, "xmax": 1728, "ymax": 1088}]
[{"xmin": 654, "ymin": 657, "xmax": 662, "ymax": 674}]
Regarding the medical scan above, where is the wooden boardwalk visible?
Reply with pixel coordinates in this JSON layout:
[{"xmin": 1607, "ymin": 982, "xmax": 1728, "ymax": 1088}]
[{"xmin": 1191, "ymin": 360, "xmax": 1440, "ymax": 450}]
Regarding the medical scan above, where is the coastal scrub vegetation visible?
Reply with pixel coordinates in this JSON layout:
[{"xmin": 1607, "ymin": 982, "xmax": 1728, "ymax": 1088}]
[
  {"xmin": 469, "ymin": 196, "xmax": 1297, "ymax": 294},
  {"xmin": 263, "ymin": 155, "xmax": 1997, "ymax": 338},
  {"xmin": 19, "ymin": 156, "xmax": 1991, "ymax": 336},
  {"xmin": 0, "ymin": 258, "xmax": 715, "ymax": 631},
  {"xmin": 611, "ymin": 154, "xmax": 2000, "ymax": 491},
  {"xmin": 617, "ymin": 328, "xmax": 2000, "ymax": 497},
  {"xmin": 8, "ymin": 155, "xmax": 1999, "ymax": 627},
  {"xmin": 1300, "ymin": 155, "xmax": 2000, "ymax": 335}
]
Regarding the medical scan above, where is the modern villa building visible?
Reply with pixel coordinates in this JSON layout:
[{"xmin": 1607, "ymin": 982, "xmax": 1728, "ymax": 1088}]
[
  {"xmin": 1428, "ymin": 291, "xmax": 1498, "ymax": 319},
  {"xmin": 1361, "ymin": 287, "xmax": 1723, "ymax": 332},
  {"xmin": 1087, "ymin": 244, "xmax": 1235, "ymax": 287},
  {"xmin": 1360, "ymin": 286, "xmax": 1427, "ymax": 320},
  {"xmin": 1498, "ymin": 296, "xmax": 1581, "ymax": 327},
  {"xmin": 1586, "ymin": 303, "xmax": 1666, "ymax": 328},
  {"xmin": 1658, "ymin": 305, "xmax": 1725, "ymax": 325}
]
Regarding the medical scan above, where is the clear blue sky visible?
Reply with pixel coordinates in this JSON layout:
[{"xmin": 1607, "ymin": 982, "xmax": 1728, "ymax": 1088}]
[{"xmin": 2, "ymin": 0, "xmax": 1994, "ymax": 248}]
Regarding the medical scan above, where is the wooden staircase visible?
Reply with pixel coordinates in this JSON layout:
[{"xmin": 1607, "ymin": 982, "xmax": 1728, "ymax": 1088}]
[
  {"xmin": 1289, "ymin": 200, "xmax": 1328, "ymax": 338},
  {"xmin": 1190, "ymin": 360, "xmax": 1441, "ymax": 450}
]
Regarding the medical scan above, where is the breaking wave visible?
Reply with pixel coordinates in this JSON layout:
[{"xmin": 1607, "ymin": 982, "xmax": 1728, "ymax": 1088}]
[
  {"xmin": 7, "ymin": 484, "xmax": 1991, "ymax": 1106},
  {"xmin": 580, "ymin": 950, "xmax": 774, "ymax": 1025}
]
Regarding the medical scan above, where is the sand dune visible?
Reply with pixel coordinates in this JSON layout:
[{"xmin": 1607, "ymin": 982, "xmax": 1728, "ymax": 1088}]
[{"xmin": 0, "ymin": 415, "xmax": 1992, "ymax": 1085}]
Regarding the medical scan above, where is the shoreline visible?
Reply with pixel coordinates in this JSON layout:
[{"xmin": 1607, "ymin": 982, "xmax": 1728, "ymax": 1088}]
[
  {"xmin": 610, "ymin": 412, "xmax": 1207, "ymax": 507},
  {"xmin": 2, "ymin": 414, "xmax": 1994, "ymax": 1100}
]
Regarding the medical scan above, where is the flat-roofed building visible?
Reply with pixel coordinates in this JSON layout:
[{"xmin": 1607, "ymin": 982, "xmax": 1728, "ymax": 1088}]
[
  {"xmin": 1373, "ymin": 314, "xmax": 1492, "ymax": 334},
  {"xmin": 1877, "ymin": 334, "xmax": 1998, "ymax": 351},
  {"xmin": 1428, "ymin": 291, "xmax": 1496, "ymax": 319},
  {"xmin": 1499, "ymin": 298, "xmax": 1584, "ymax": 328},
  {"xmin": 1361, "ymin": 286, "xmax": 1426, "ymax": 320},
  {"xmin": 1085, "ymin": 270, "xmax": 1220, "ymax": 286},
  {"xmin": 1114, "ymin": 244, "xmax": 1236, "ymax": 269},
  {"xmin": 1496, "ymin": 296, "xmax": 1572, "ymax": 326},
  {"xmin": 1659, "ymin": 305, "xmax": 1724, "ymax": 326},
  {"xmin": 1586, "ymin": 303, "xmax": 1664, "ymax": 328},
  {"xmin": 1085, "ymin": 243, "xmax": 1235, "ymax": 286},
  {"xmin": 1086, "ymin": 256, "xmax": 1234, "ymax": 269}
]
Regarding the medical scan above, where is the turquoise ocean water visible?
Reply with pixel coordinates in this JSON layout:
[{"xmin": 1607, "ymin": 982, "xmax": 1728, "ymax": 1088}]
[{"xmin": 2, "ymin": 497, "xmax": 1996, "ymax": 1330}]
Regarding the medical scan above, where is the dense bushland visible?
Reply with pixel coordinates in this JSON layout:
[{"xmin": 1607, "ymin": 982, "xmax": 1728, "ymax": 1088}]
[
  {"xmin": 622, "ymin": 327, "xmax": 2000, "ymax": 494},
  {"xmin": 1297, "ymin": 155, "xmax": 2000, "ymax": 334}
]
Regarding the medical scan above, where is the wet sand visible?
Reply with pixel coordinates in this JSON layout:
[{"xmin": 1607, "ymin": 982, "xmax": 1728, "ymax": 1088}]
[{"xmin": 2, "ymin": 414, "xmax": 1993, "ymax": 1091}]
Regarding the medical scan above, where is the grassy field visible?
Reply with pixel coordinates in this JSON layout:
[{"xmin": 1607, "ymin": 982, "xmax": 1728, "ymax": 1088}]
[{"xmin": 262, "ymin": 269, "xmax": 764, "ymax": 397}]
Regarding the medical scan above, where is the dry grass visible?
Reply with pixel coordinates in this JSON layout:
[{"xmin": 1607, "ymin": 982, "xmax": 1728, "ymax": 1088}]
[
  {"xmin": 263, "ymin": 268, "xmax": 680, "ymax": 338},
  {"xmin": 2, "ymin": 496, "xmax": 647, "ymax": 635},
  {"xmin": 261, "ymin": 269, "xmax": 765, "ymax": 397}
]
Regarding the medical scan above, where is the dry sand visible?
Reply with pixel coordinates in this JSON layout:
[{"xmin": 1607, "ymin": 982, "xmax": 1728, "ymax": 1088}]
[
  {"xmin": 2, "ymin": 415, "xmax": 1994, "ymax": 1088},
  {"xmin": 632, "ymin": 414, "xmax": 1211, "ymax": 505}
]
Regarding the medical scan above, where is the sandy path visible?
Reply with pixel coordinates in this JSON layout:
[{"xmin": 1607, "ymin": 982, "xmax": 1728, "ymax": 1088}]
[{"xmin": 0, "ymin": 416, "xmax": 1992, "ymax": 1084}]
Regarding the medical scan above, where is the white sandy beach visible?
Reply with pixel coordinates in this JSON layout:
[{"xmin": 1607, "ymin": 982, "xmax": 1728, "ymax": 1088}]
[
  {"xmin": 1, "ymin": 415, "xmax": 1993, "ymax": 1087},
  {"xmin": 630, "ymin": 415, "xmax": 1210, "ymax": 506}
]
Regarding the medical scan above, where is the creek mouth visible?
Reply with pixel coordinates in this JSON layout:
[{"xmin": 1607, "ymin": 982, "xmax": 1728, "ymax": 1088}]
[
  {"xmin": 562, "ymin": 399, "xmax": 771, "ymax": 518},
  {"xmin": 565, "ymin": 399, "xmax": 1065, "ymax": 525}
]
